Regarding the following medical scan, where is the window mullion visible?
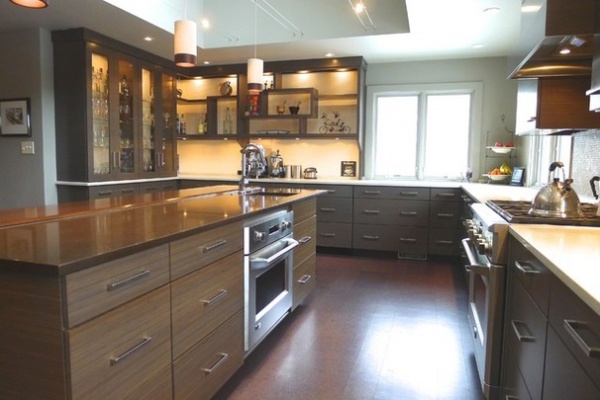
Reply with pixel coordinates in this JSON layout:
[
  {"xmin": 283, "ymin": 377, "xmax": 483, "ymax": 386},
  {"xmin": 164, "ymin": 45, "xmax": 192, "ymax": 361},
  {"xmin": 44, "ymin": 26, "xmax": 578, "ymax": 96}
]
[{"xmin": 415, "ymin": 93, "xmax": 427, "ymax": 179}]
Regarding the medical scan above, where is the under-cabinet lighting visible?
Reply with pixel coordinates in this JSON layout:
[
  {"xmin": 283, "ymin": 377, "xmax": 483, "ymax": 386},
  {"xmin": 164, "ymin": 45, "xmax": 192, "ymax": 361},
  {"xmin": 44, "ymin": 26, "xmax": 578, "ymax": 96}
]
[
  {"xmin": 144, "ymin": 36, "xmax": 154, "ymax": 42},
  {"xmin": 560, "ymin": 48, "xmax": 571, "ymax": 55}
]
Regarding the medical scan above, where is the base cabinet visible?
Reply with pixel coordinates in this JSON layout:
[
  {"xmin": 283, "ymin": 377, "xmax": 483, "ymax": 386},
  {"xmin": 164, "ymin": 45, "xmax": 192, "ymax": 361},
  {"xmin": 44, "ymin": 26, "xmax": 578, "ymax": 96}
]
[{"xmin": 293, "ymin": 198, "xmax": 317, "ymax": 309}]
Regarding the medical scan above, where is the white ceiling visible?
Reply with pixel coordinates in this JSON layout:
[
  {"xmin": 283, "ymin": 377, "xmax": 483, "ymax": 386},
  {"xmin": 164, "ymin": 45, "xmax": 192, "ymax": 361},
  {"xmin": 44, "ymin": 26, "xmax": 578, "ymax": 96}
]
[{"xmin": 0, "ymin": 0, "xmax": 522, "ymax": 66}]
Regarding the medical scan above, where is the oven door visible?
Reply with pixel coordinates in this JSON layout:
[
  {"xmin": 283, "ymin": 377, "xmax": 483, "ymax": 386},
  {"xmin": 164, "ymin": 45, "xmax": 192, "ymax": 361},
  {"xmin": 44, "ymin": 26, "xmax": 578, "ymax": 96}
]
[
  {"xmin": 245, "ymin": 236, "xmax": 298, "ymax": 353},
  {"xmin": 462, "ymin": 238, "xmax": 505, "ymax": 400}
]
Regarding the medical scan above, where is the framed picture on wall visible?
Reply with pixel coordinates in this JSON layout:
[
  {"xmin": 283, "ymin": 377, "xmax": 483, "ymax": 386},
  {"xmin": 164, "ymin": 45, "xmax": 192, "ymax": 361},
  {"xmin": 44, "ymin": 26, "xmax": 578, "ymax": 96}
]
[{"xmin": 0, "ymin": 98, "xmax": 31, "ymax": 137}]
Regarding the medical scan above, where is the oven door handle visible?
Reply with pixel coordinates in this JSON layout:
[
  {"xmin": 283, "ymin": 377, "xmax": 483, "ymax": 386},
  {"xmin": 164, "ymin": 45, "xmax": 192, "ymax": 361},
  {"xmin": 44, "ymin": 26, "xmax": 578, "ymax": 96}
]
[
  {"xmin": 250, "ymin": 238, "xmax": 299, "ymax": 270},
  {"xmin": 461, "ymin": 238, "xmax": 490, "ymax": 277}
]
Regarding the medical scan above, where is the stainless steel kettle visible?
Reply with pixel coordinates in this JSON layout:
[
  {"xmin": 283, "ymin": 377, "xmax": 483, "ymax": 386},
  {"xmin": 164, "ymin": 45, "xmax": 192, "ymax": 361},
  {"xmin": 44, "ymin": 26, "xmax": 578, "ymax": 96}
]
[{"xmin": 529, "ymin": 161, "xmax": 582, "ymax": 218}]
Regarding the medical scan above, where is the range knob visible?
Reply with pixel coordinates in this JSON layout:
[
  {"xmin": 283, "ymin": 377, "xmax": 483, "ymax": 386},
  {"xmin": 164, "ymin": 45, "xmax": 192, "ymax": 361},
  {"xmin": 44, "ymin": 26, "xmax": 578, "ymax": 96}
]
[
  {"xmin": 476, "ymin": 239, "xmax": 489, "ymax": 255},
  {"xmin": 253, "ymin": 230, "xmax": 266, "ymax": 242},
  {"xmin": 280, "ymin": 220, "xmax": 292, "ymax": 231}
]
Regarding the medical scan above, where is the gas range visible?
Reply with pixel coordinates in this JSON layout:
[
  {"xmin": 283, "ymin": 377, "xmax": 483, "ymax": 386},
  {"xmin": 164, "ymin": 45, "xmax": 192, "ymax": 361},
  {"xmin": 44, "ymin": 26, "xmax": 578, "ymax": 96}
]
[{"xmin": 485, "ymin": 200, "xmax": 600, "ymax": 226}]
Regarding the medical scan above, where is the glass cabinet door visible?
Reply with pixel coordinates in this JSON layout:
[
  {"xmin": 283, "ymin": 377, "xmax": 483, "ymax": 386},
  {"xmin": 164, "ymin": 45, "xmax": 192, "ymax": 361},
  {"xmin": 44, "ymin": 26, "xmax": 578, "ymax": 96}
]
[
  {"xmin": 141, "ymin": 68, "xmax": 156, "ymax": 173},
  {"xmin": 118, "ymin": 59, "xmax": 135, "ymax": 174},
  {"xmin": 91, "ymin": 53, "xmax": 110, "ymax": 177},
  {"xmin": 161, "ymin": 73, "xmax": 176, "ymax": 174}
]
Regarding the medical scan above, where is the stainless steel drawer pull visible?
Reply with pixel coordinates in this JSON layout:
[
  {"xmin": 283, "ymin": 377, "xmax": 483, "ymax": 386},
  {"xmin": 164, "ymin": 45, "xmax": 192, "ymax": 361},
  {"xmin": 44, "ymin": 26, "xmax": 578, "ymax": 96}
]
[
  {"xmin": 514, "ymin": 261, "xmax": 539, "ymax": 274},
  {"xmin": 400, "ymin": 191, "xmax": 419, "ymax": 196},
  {"xmin": 363, "ymin": 235, "xmax": 379, "ymax": 241},
  {"xmin": 202, "ymin": 352, "xmax": 229, "ymax": 375},
  {"xmin": 121, "ymin": 188, "xmax": 135, "ymax": 194},
  {"xmin": 437, "ymin": 213, "xmax": 455, "ymax": 218},
  {"xmin": 511, "ymin": 320, "xmax": 535, "ymax": 342},
  {"xmin": 436, "ymin": 193, "xmax": 456, "ymax": 198},
  {"xmin": 400, "ymin": 238, "xmax": 417, "ymax": 243},
  {"xmin": 106, "ymin": 270, "xmax": 151, "ymax": 292},
  {"xmin": 363, "ymin": 190, "xmax": 381, "ymax": 195},
  {"xmin": 109, "ymin": 336, "xmax": 152, "ymax": 366},
  {"xmin": 326, "ymin": 189, "xmax": 337, "ymax": 194},
  {"xmin": 298, "ymin": 274, "xmax": 312, "ymax": 284},
  {"xmin": 202, "ymin": 239, "xmax": 228, "ymax": 253},
  {"xmin": 563, "ymin": 319, "xmax": 600, "ymax": 357},
  {"xmin": 505, "ymin": 396, "xmax": 519, "ymax": 400},
  {"xmin": 363, "ymin": 209, "xmax": 380, "ymax": 214},
  {"xmin": 436, "ymin": 240, "xmax": 454, "ymax": 245},
  {"xmin": 202, "ymin": 289, "xmax": 228, "ymax": 306},
  {"xmin": 400, "ymin": 211, "xmax": 417, "ymax": 216},
  {"xmin": 299, "ymin": 236, "xmax": 312, "ymax": 244},
  {"xmin": 319, "ymin": 207, "xmax": 336, "ymax": 212},
  {"xmin": 319, "ymin": 233, "xmax": 336, "ymax": 238},
  {"xmin": 97, "ymin": 190, "xmax": 113, "ymax": 197}
]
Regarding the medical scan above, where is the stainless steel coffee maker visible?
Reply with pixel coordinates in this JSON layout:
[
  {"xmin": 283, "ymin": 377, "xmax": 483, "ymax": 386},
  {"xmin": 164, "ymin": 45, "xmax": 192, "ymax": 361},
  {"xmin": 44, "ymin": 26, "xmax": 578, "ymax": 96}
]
[{"xmin": 269, "ymin": 149, "xmax": 285, "ymax": 178}]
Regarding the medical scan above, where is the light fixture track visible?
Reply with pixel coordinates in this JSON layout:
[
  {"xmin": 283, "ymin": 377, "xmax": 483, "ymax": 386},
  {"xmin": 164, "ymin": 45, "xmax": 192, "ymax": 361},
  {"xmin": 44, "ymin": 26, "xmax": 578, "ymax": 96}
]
[
  {"xmin": 347, "ymin": 0, "xmax": 376, "ymax": 30},
  {"xmin": 249, "ymin": 0, "xmax": 303, "ymax": 37}
]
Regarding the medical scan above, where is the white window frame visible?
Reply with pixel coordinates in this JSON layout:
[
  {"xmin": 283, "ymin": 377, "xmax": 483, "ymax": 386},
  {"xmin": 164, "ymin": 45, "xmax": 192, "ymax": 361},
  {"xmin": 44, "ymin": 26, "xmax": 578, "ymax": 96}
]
[{"xmin": 364, "ymin": 82, "xmax": 483, "ymax": 180}]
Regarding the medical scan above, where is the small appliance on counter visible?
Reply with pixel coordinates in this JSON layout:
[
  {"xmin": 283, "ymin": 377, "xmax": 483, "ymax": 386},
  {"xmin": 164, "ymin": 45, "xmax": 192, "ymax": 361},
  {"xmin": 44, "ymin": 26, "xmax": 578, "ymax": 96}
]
[
  {"xmin": 268, "ymin": 149, "xmax": 285, "ymax": 178},
  {"xmin": 303, "ymin": 167, "xmax": 317, "ymax": 179}
]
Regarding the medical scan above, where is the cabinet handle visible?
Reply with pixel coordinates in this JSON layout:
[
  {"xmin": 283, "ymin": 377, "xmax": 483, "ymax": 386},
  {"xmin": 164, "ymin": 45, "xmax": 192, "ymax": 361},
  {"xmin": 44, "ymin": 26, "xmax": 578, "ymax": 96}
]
[
  {"xmin": 202, "ymin": 289, "xmax": 228, "ymax": 306},
  {"xmin": 527, "ymin": 116, "xmax": 536, "ymax": 123},
  {"xmin": 109, "ymin": 336, "xmax": 152, "ymax": 366},
  {"xmin": 362, "ymin": 235, "xmax": 379, "ymax": 241},
  {"xmin": 298, "ymin": 274, "xmax": 312, "ymax": 284},
  {"xmin": 514, "ymin": 261, "xmax": 540, "ymax": 275},
  {"xmin": 505, "ymin": 396, "xmax": 519, "ymax": 400},
  {"xmin": 436, "ymin": 240, "xmax": 454, "ymax": 245},
  {"xmin": 363, "ymin": 209, "xmax": 380, "ymax": 215},
  {"xmin": 319, "ymin": 207, "xmax": 336, "ymax": 212},
  {"xmin": 201, "ymin": 239, "xmax": 228, "ymax": 253},
  {"xmin": 201, "ymin": 352, "xmax": 229, "ymax": 375},
  {"xmin": 511, "ymin": 320, "xmax": 535, "ymax": 342},
  {"xmin": 436, "ymin": 213, "xmax": 455, "ymax": 218},
  {"xmin": 435, "ymin": 193, "xmax": 456, "ymax": 198},
  {"xmin": 399, "ymin": 211, "xmax": 417, "ymax": 216},
  {"xmin": 399, "ymin": 191, "xmax": 419, "ymax": 196},
  {"xmin": 563, "ymin": 319, "xmax": 600, "ymax": 358},
  {"xmin": 363, "ymin": 190, "xmax": 381, "ymax": 195},
  {"xmin": 106, "ymin": 270, "xmax": 151, "ymax": 292},
  {"xmin": 298, "ymin": 236, "xmax": 312, "ymax": 244},
  {"xmin": 319, "ymin": 232, "xmax": 336, "ymax": 238},
  {"xmin": 97, "ymin": 190, "xmax": 113, "ymax": 197},
  {"xmin": 400, "ymin": 238, "xmax": 417, "ymax": 243},
  {"xmin": 121, "ymin": 188, "xmax": 135, "ymax": 194},
  {"xmin": 326, "ymin": 189, "xmax": 337, "ymax": 194}
]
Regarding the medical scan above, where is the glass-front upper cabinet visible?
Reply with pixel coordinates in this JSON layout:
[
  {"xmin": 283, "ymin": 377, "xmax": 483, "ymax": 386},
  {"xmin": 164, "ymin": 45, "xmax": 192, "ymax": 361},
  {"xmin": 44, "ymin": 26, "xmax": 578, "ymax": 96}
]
[
  {"xmin": 160, "ymin": 73, "xmax": 177, "ymax": 174},
  {"xmin": 141, "ymin": 68, "xmax": 156, "ymax": 174},
  {"xmin": 117, "ymin": 59, "xmax": 135, "ymax": 176},
  {"xmin": 91, "ymin": 53, "xmax": 111, "ymax": 177}
]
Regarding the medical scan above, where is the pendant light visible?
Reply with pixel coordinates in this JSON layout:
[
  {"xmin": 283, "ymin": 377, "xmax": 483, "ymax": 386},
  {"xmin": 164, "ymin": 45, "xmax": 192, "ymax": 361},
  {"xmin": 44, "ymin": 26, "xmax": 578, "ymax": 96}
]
[
  {"xmin": 247, "ymin": 0, "xmax": 264, "ymax": 93},
  {"xmin": 9, "ymin": 0, "xmax": 48, "ymax": 8},
  {"xmin": 174, "ymin": 0, "xmax": 197, "ymax": 68}
]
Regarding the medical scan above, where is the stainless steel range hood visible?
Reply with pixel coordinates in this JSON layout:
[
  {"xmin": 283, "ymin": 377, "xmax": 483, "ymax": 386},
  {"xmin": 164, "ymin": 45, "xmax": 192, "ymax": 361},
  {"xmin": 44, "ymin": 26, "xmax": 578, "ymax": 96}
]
[{"xmin": 508, "ymin": 0, "xmax": 597, "ymax": 79}]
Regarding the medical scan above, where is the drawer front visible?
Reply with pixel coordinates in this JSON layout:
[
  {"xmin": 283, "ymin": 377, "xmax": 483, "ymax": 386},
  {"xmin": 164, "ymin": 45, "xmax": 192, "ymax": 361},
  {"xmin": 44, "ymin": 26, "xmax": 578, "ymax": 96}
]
[
  {"xmin": 430, "ymin": 188, "xmax": 462, "ymax": 202},
  {"xmin": 397, "ymin": 226, "xmax": 428, "ymax": 254},
  {"xmin": 543, "ymin": 325, "xmax": 600, "ymax": 400},
  {"xmin": 354, "ymin": 199, "xmax": 429, "ymax": 226},
  {"xmin": 294, "ymin": 215, "xmax": 316, "ymax": 268},
  {"xmin": 316, "ymin": 222, "xmax": 352, "ymax": 248},
  {"xmin": 317, "ymin": 197, "xmax": 353, "ymax": 222},
  {"xmin": 549, "ymin": 276, "xmax": 600, "ymax": 387},
  {"xmin": 66, "ymin": 244, "xmax": 170, "ymax": 327},
  {"xmin": 68, "ymin": 285, "xmax": 172, "ymax": 400},
  {"xmin": 170, "ymin": 220, "xmax": 243, "ymax": 280},
  {"xmin": 353, "ymin": 224, "xmax": 398, "ymax": 251},
  {"xmin": 173, "ymin": 310, "xmax": 244, "ymax": 400},
  {"xmin": 293, "ymin": 197, "xmax": 316, "ymax": 224},
  {"xmin": 509, "ymin": 237, "xmax": 551, "ymax": 316},
  {"xmin": 293, "ymin": 253, "xmax": 317, "ymax": 310},
  {"xmin": 428, "ymin": 228, "xmax": 458, "ymax": 255},
  {"xmin": 310, "ymin": 184, "xmax": 353, "ymax": 198},
  {"xmin": 354, "ymin": 186, "xmax": 430, "ymax": 200},
  {"xmin": 89, "ymin": 184, "xmax": 139, "ymax": 198},
  {"xmin": 505, "ymin": 277, "xmax": 547, "ymax": 400},
  {"xmin": 502, "ymin": 341, "xmax": 533, "ymax": 400},
  {"xmin": 429, "ymin": 201, "xmax": 460, "ymax": 228},
  {"xmin": 171, "ymin": 251, "xmax": 243, "ymax": 359}
]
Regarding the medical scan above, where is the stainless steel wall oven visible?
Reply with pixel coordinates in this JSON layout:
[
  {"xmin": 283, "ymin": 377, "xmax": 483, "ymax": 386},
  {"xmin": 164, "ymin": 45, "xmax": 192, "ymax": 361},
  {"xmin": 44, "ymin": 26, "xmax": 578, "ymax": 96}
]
[{"xmin": 244, "ymin": 209, "xmax": 297, "ymax": 354}]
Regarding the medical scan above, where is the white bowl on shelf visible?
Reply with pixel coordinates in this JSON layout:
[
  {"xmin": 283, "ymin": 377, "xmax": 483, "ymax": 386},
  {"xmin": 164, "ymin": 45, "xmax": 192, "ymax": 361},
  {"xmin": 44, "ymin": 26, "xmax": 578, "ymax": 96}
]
[
  {"xmin": 487, "ymin": 174, "xmax": 511, "ymax": 181},
  {"xmin": 486, "ymin": 146, "xmax": 515, "ymax": 154}
]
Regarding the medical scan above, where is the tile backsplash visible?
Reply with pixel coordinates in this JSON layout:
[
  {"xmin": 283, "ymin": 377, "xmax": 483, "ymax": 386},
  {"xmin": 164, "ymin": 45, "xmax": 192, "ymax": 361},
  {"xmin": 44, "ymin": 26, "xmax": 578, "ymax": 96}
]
[{"xmin": 571, "ymin": 130, "xmax": 600, "ymax": 200}]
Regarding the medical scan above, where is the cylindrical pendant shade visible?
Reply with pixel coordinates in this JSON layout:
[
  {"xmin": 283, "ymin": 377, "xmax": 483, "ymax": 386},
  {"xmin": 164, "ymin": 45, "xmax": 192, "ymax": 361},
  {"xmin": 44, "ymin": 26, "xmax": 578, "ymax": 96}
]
[
  {"xmin": 10, "ymin": 0, "xmax": 48, "ymax": 8},
  {"xmin": 247, "ymin": 58, "xmax": 264, "ymax": 92},
  {"xmin": 174, "ymin": 20, "xmax": 197, "ymax": 68}
]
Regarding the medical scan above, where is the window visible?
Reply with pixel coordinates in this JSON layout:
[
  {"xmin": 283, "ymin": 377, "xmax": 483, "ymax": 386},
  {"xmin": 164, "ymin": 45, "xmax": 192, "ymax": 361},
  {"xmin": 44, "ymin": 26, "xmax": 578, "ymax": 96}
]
[
  {"xmin": 525, "ymin": 135, "xmax": 572, "ymax": 187},
  {"xmin": 365, "ymin": 83, "xmax": 482, "ymax": 180}
]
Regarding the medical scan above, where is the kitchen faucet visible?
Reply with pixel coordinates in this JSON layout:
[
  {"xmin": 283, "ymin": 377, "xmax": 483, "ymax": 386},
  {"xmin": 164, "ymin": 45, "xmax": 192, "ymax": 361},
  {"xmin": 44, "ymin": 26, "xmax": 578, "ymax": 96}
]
[{"xmin": 239, "ymin": 143, "xmax": 266, "ymax": 193}]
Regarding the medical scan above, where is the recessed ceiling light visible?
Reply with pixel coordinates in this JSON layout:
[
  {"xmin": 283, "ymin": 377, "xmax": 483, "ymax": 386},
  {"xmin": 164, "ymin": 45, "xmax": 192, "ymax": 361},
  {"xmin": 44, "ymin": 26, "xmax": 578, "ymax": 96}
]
[
  {"xmin": 472, "ymin": 43, "xmax": 485, "ymax": 49},
  {"xmin": 144, "ymin": 36, "xmax": 154, "ymax": 42},
  {"xmin": 201, "ymin": 19, "xmax": 210, "ymax": 29},
  {"xmin": 325, "ymin": 53, "xmax": 335, "ymax": 58},
  {"xmin": 353, "ymin": 3, "xmax": 366, "ymax": 13}
]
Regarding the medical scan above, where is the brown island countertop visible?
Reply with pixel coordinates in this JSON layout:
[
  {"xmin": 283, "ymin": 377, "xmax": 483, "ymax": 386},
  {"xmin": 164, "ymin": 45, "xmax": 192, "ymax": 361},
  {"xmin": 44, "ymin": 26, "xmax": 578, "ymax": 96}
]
[{"xmin": 0, "ymin": 186, "xmax": 323, "ymax": 276}]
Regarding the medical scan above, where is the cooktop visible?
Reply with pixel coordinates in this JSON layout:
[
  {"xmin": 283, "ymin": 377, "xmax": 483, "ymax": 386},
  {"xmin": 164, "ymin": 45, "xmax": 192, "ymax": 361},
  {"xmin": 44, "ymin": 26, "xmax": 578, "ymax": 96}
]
[{"xmin": 486, "ymin": 200, "xmax": 600, "ymax": 227}]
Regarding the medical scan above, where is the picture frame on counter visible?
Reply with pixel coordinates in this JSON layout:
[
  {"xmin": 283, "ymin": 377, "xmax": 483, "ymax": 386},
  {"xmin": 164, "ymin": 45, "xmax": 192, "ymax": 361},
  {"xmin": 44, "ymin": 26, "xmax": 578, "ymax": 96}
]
[
  {"xmin": 0, "ymin": 98, "xmax": 31, "ymax": 137},
  {"xmin": 341, "ymin": 161, "xmax": 357, "ymax": 177}
]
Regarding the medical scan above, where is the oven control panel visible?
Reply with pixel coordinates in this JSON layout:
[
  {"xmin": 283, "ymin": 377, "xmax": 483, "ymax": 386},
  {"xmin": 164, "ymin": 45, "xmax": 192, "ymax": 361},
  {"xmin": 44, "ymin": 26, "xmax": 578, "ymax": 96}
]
[
  {"xmin": 467, "ymin": 204, "xmax": 509, "ymax": 265},
  {"xmin": 244, "ymin": 209, "xmax": 294, "ymax": 254}
]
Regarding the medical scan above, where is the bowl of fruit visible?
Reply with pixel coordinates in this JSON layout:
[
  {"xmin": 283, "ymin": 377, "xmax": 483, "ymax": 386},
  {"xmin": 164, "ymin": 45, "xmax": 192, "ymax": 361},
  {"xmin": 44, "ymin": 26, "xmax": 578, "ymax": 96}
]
[
  {"xmin": 487, "ymin": 163, "xmax": 513, "ymax": 181},
  {"xmin": 487, "ymin": 141, "xmax": 515, "ymax": 154}
]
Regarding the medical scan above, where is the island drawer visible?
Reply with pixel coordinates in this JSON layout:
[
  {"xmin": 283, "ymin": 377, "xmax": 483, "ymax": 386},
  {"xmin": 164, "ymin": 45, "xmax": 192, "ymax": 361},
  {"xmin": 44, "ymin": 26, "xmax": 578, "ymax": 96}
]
[
  {"xmin": 293, "ymin": 253, "xmax": 317, "ymax": 310},
  {"xmin": 65, "ymin": 244, "xmax": 170, "ymax": 327},
  {"xmin": 170, "ymin": 220, "xmax": 243, "ymax": 280},
  {"xmin": 293, "ymin": 198, "xmax": 316, "ymax": 224},
  {"xmin": 171, "ymin": 251, "xmax": 243, "ymax": 359},
  {"xmin": 173, "ymin": 310, "xmax": 244, "ymax": 400},
  {"xmin": 68, "ymin": 285, "xmax": 172, "ymax": 400},
  {"xmin": 294, "ymin": 215, "xmax": 316, "ymax": 268}
]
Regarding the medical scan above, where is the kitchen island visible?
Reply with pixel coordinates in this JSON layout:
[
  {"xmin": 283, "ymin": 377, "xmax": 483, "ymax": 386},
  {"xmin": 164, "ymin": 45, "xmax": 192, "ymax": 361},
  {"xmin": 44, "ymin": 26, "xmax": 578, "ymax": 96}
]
[{"xmin": 0, "ymin": 186, "xmax": 323, "ymax": 399}]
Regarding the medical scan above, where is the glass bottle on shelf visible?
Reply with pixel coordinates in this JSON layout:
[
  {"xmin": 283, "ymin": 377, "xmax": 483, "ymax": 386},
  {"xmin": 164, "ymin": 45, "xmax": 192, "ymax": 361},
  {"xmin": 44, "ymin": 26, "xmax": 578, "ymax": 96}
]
[
  {"xmin": 198, "ymin": 113, "xmax": 205, "ymax": 134},
  {"xmin": 142, "ymin": 68, "xmax": 156, "ymax": 172},
  {"xmin": 118, "ymin": 60, "xmax": 134, "ymax": 174},
  {"xmin": 223, "ymin": 107, "xmax": 233, "ymax": 134},
  {"xmin": 91, "ymin": 53, "xmax": 110, "ymax": 176}
]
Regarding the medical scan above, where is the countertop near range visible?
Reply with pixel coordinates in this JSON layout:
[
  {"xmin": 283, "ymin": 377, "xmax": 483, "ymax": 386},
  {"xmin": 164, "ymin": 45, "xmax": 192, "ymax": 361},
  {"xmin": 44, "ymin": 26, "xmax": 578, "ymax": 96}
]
[
  {"xmin": 0, "ymin": 187, "xmax": 324, "ymax": 275},
  {"xmin": 510, "ymin": 224, "xmax": 600, "ymax": 315}
]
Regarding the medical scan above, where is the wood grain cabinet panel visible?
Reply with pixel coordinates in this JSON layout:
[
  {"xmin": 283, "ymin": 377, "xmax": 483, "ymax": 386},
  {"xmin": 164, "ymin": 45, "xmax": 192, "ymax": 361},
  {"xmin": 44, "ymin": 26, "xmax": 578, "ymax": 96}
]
[
  {"xmin": 66, "ymin": 244, "xmax": 170, "ymax": 327},
  {"xmin": 68, "ymin": 285, "xmax": 172, "ymax": 400},
  {"xmin": 173, "ymin": 310, "xmax": 244, "ymax": 400},
  {"xmin": 170, "ymin": 220, "xmax": 243, "ymax": 280},
  {"xmin": 293, "ymin": 197, "xmax": 316, "ymax": 224},
  {"xmin": 293, "ymin": 253, "xmax": 317, "ymax": 310},
  {"xmin": 171, "ymin": 250, "xmax": 243, "ymax": 359},
  {"xmin": 294, "ymin": 215, "xmax": 317, "ymax": 268}
]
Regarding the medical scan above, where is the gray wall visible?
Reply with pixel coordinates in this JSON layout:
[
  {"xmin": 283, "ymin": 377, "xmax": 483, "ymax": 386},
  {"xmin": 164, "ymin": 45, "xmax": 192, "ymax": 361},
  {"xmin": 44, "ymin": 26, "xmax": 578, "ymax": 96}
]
[{"xmin": 0, "ymin": 28, "xmax": 56, "ymax": 209}]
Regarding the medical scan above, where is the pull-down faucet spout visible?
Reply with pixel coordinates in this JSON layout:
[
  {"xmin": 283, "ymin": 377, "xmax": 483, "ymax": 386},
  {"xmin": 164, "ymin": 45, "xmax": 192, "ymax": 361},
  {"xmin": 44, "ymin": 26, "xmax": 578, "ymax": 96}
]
[{"xmin": 239, "ymin": 143, "xmax": 266, "ymax": 192}]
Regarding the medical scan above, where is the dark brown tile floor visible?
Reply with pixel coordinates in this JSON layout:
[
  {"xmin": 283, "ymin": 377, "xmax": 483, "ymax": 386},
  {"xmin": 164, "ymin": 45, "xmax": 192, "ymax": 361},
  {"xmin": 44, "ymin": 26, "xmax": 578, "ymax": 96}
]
[{"xmin": 214, "ymin": 253, "xmax": 484, "ymax": 400}]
